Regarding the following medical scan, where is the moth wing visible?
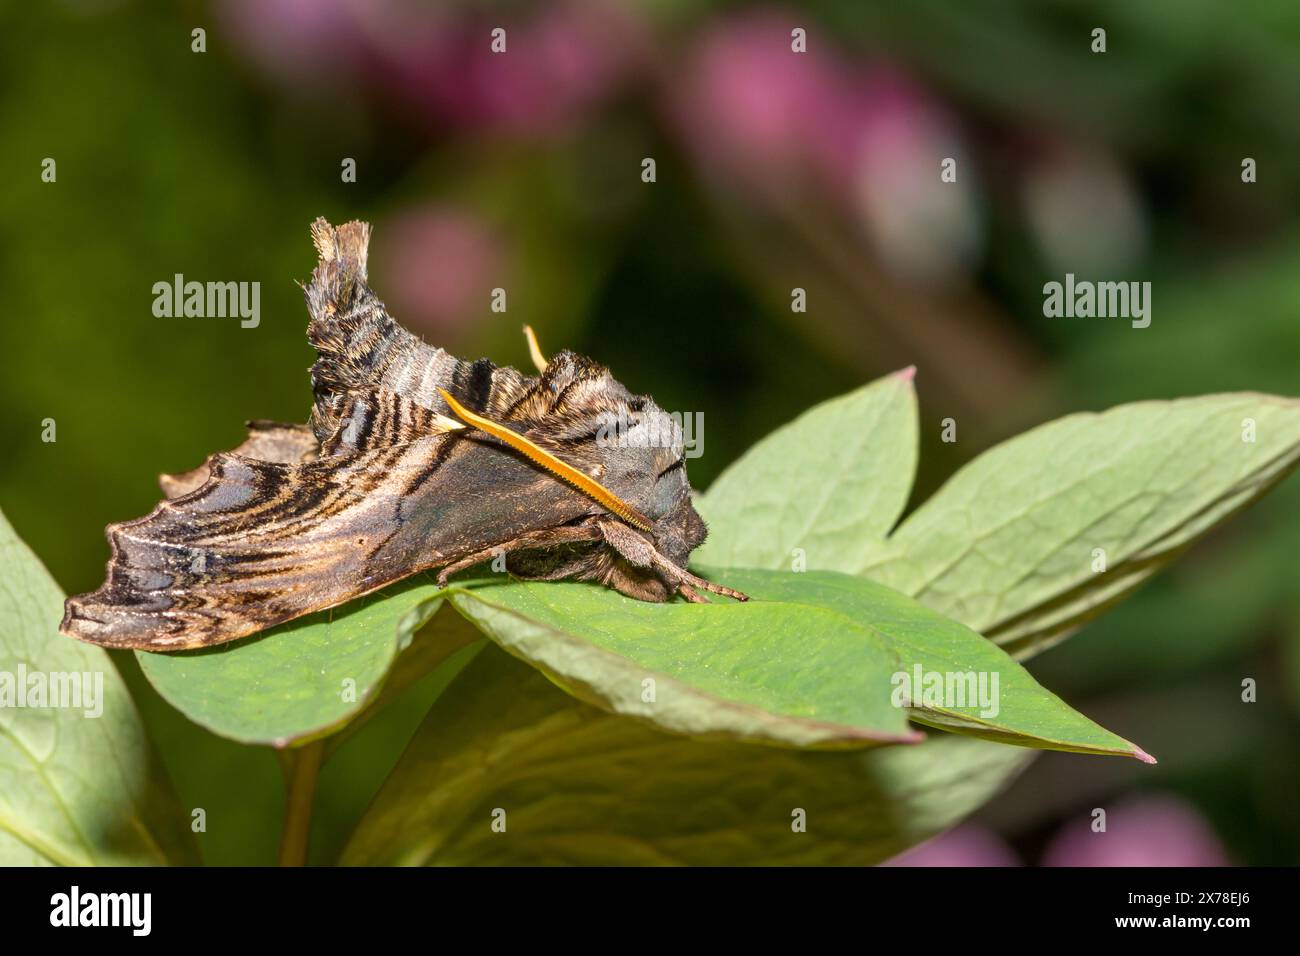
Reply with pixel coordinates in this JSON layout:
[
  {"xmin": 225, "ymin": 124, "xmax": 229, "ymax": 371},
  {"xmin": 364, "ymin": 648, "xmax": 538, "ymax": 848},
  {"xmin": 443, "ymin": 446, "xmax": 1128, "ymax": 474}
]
[
  {"xmin": 61, "ymin": 434, "xmax": 596, "ymax": 650},
  {"xmin": 318, "ymin": 387, "xmax": 463, "ymax": 456},
  {"xmin": 159, "ymin": 420, "xmax": 318, "ymax": 498}
]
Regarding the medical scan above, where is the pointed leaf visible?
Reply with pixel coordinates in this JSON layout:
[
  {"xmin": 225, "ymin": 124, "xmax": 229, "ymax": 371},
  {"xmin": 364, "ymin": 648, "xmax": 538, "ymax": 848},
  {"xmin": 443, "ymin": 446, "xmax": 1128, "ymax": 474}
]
[
  {"xmin": 342, "ymin": 647, "xmax": 1033, "ymax": 865},
  {"xmin": 136, "ymin": 577, "xmax": 448, "ymax": 747},
  {"xmin": 0, "ymin": 510, "xmax": 197, "ymax": 865},
  {"xmin": 695, "ymin": 370, "xmax": 918, "ymax": 572},
  {"xmin": 865, "ymin": 393, "xmax": 1300, "ymax": 658},
  {"xmin": 440, "ymin": 567, "xmax": 1146, "ymax": 758}
]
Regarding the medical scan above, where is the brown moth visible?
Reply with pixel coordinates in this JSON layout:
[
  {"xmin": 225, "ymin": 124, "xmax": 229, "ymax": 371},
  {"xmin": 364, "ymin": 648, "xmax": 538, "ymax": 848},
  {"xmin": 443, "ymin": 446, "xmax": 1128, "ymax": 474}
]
[{"xmin": 61, "ymin": 218, "xmax": 747, "ymax": 652}]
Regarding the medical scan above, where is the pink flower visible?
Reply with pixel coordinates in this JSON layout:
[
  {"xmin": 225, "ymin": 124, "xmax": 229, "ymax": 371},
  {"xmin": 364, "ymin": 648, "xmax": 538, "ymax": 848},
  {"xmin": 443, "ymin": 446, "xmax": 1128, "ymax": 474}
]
[
  {"xmin": 1042, "ymin": 795, "xmax": 1229, "ymax": 867},
  {"xmin": 373, "ymin": 206, "xmax": 504, "ymax": 341},
  {"xmin": 671, "ymin": 11, "xmax": 857, "ymax": 186},
  {"xmin": 883, "ymin": 825, "xmax": 1021, "ymax": 867},
  {"xmin": 1021, "ymin": 141, "xmax": 1148, "ymax": 273},
  {"xmin": 218, "ymin": 0, "xmax": 371, "ymax": 89},
  {"xmin": 670, "ymin": 10, "xmax": 981, "ymax": 280},
  {"xmin": 848, "ymin": 67, "xmax": 982, "ymax": 281},
  {"xmin": 368, "ymin": 1, "xmax": 649, "ymax": 138}
]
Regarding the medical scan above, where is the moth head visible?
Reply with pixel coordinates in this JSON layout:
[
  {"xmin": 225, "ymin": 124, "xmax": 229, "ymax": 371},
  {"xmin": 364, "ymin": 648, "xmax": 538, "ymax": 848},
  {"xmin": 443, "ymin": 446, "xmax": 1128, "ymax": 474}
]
[
  {"xmin": 586, "ymin": 401, "xmax": 707, "ymax": 567},
  {"xmin": 547, "ymin": 359, "xmax": 707, "ymax": 563}
]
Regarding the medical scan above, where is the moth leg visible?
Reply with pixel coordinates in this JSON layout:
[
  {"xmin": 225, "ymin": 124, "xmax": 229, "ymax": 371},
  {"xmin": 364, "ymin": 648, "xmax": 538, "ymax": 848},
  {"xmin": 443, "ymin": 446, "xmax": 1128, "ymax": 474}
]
[
  {"xmin": 675, "ymin": 572, "xmax": 749, "ymax": 602},
  {"xmin": 676, "ymin": 582, "xmax": 707, "ymax": 604},
  {"xmin": 435, "ymin": 524, "xmax": 603, "ymax": 587},
  {"xmin": 658, "ymin": 561, "xmax": 750, "ymax": 603},
  {"xmin": 598, "ymin": 520, "xmax": 750, "ymax": 603}
]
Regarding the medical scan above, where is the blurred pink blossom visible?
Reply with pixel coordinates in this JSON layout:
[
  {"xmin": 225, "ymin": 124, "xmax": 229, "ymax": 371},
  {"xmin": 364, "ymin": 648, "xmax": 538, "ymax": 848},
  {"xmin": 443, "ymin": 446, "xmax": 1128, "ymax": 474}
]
[
  {"xmin": 363, "ymin": 1, "xmax": 649, "ymax": 137},
  {"xmin": 1042, "ymin": 795, "xmax": 1229, "ymax": 867},
  {"xmin": 883, "ymin": 825, "xmax": 1021, "ymax": 867},
  {"xmin": 219, "ymin": 0, "xmax": 648, "ymax": 137},
  {"xmin": 373, "ymin": 206, "xmax": 504, "ymax": 340},
  {"xmin": 671, "ymin": 10, "xmax": 981, "ymax": 281},
  {"xmin": 1022, "ymin": 141, "xmax": 1148, "ymax": 273},
  {"xmin": 849, "ymin": 67, "xmax": 982, "ymax": 281},
  {"xmin": 671, "ymin": 12, "xmax": 858, "ymax": 185},
  {"xmin": 219, "ymin": 0, "xmax": 371, "ymax": 88}
]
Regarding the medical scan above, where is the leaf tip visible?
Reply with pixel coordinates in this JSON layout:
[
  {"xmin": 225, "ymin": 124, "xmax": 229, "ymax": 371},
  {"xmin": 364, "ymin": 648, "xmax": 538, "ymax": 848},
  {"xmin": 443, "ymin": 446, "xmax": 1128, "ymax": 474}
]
[
  {"xmin": 1132, "ymin": 745, "xmax": 1158, "ymax": 765},
  {"xmin": 894, "ymin": 365, "xmax": 917, "ymax": 383}
]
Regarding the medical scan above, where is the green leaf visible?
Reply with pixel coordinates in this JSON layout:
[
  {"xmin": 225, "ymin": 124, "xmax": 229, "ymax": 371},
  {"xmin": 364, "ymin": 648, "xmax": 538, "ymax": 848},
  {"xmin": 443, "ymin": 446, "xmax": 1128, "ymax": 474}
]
[
  {"xmin": 322, "ymin": 604, "xmax": 485, "ymax": 758},
  {"xmin": 864, "ymin": 393, "xmax": 1300, "ymax": 659},
  {"xmin": 440, "ymin": 567, "xmax": 1146, "ymax": 758},
  {"xmin": 0, "ymin": 509, "xmax": 197, "ymax": 865},
  {"xmin": 695, "ymin": 370, "xmax": 918, "ymax": 573},
  {"xmin": 342, "ymin": 647, "xmax": 1034, "ymax": 866},
  {"xmin": 312, "ymin": 629, "xmax": 488, "ymax": 865},
  {"xmin": 136, "ymin": 576, "xmax": 450, "ymax": 747}
]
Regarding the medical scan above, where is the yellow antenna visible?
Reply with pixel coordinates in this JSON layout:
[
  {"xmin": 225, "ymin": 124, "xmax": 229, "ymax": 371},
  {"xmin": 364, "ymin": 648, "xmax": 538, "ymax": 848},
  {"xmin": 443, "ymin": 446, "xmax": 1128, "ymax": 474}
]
[
  {"xmin": 439, "ymin": 388, "xmax": 653, "ymax": 531},
  {"xmin": 523, "ymin": 325, "xmax": 548, "ymax": 374}
]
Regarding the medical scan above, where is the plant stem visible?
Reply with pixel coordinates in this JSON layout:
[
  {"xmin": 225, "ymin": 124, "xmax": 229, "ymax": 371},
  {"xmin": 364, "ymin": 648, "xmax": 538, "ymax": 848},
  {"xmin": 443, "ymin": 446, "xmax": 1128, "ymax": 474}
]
[{"xmin": 277, "ymin": 740, "xmax": 324, "ymax": 867}]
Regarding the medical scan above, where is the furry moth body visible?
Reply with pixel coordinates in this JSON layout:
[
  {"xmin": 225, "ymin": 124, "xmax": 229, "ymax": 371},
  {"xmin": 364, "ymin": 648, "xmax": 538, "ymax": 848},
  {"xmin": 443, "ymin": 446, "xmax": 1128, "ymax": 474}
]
[{"xmin": 61, "ymin": 218, "xmax": 746, "ymax": 651}]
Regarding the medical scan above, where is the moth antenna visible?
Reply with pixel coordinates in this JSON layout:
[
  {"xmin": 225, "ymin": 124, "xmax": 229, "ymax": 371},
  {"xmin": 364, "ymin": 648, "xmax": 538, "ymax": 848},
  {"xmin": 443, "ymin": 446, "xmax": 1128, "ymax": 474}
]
[
  {"xmin": 438, "ymin": 388, "xmax": 653, "ymax": 531},
  {"xmin": 523, "ymin": 325, "xmax": 549, "ymax": 374}
]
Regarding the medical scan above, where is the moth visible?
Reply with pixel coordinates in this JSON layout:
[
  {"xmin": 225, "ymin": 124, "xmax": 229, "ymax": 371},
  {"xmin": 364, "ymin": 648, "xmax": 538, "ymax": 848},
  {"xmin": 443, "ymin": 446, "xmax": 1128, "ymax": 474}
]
[{"xmin": 61, "ymin": 218, "xmax": 747, "ymax": 652}]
